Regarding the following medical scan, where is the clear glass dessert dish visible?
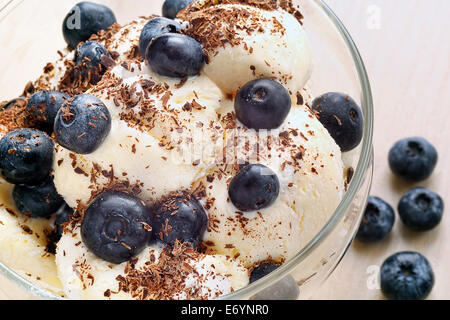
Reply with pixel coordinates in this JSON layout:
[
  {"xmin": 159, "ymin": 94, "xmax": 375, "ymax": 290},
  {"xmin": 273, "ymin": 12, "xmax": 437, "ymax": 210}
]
[{"xmin": 0, "ymin": 0, "xmax": 373, "ymax": 300}]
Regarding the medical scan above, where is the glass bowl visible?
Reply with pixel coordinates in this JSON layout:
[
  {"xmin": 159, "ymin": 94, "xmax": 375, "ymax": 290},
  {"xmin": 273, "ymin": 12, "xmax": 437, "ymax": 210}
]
[{"xmin": 0, "ymin": 0, "xmax": 373, "ymax": 300}]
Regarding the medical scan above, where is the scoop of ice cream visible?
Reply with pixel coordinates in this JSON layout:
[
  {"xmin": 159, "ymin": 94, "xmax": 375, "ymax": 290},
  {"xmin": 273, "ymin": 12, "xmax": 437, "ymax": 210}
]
[
  {"xmin": 199, "ymin": 101, "xmax": 344, "ymax": 267},
  {"xmin": 180, "ymin": 3, "xmax": 312, "ymax": 95},
  {"xmin": 56, "ymin": 226, "xmax": 249, "ymax": 300},
  {"xmin": 0, "ymin": 181, "xmax": 63, "ymax": 295},
  {"xmin": 53, "ymin": 62, "xmax": 225, "ymax": 208}
]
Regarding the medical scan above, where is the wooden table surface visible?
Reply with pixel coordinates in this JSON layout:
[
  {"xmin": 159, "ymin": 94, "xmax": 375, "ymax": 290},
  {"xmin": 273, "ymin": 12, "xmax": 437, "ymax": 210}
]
[
  {"xmin": 0, "ymin": 0, "xmax": 449, "ymax": 300},
  {"xmin": 314, "ymin": 0, "xmax": 450, "ymax": 300}
]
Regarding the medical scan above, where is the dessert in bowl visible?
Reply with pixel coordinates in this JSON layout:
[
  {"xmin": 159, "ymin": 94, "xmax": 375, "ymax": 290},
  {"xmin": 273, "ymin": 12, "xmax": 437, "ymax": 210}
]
[{"xmin": 0, "ymin": 0, "xmax": 373, "ymax": 300}]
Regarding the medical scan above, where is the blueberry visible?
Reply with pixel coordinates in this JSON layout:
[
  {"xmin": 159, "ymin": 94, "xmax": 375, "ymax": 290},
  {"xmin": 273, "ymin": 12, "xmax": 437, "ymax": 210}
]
[
  {"xmin": 162, "ymin": 0, "xmax": 193, "ymax": 19},
  {"xmin": 235, "ymin": 79, "xmax": 291, "ymax": 130},
  {"xmin": 0, "ymin": 129, "xmax": 54, "ymax": 185},
  {"xmin": 81, "ymin": 191, "xmax": 153, "ymax": 264},
  {"xmin": 54, "ymin": 94, "xmax": 111, "ymax": 154},
  {"xmin": 228, "ymin": 164, "xmax": 280, "ymax": 212},
  {"xmin": 75, "ymin": 41, "xmax": 112, "ymax": 84},
  {"xmin": 152, "ymin": 191, "xmax": 208, "ymax": 249},
  {"xmin": 139, "ymin": 17, "xmax": 182, "ymax": 58},
  {"xmin": 381, "ymin": 251, "xmax": 434, "ymax": 300},
  {"xmin": 26, "ymin": 91, "xmax": 70, "ymax": 133},
  {"xmin": 389, "ymin": 137, "xmax": 438, "ymax": 182},
  {"xmin": 145, "ymin": 33, "xmax": 204, "ymax": 78},
  {"xmin": 63, "ymin": 1, "xmax": 116, "ymax": 49},
  {"xmin": 311, "ymin": 92, "xmax": 364, "ymax": 152},
  {"xmin": 398, "ymin": 187, "xmax": 443, "ymax": 232},
  {"xmin": 55, "ymin": 203, "xmax": 75, "ymax": 237},
  {"xmin": 250, "ymin": 263, "xmax": 280, "ymax": 283},
  {"xmin": 13, "ymin": 177, "xmax": 64, "ymax": 218},
  {"xmin": 356, "ymin": 196, "xmax": 395, "ymax": 243}
]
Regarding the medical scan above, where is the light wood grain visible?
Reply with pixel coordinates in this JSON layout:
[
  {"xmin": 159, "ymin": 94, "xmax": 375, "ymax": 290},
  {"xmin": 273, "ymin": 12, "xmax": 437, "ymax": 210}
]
[
  {"xmin": 314, "ymin": 0, "xmax": 450, "ymax": 300},
  {"xmin": 0, "ymin": 0, "xmax": 449, "ymax": 300}
]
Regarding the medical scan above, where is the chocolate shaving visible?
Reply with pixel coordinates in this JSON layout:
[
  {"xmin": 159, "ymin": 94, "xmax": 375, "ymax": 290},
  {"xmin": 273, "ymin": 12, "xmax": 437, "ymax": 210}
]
[
  {"xmin": 179, "ymin": 1, "xmax": 303, "ymax": 58},
  {"xmin": 111, "ymin": 241, "xmax": 223, "ymax": 300}
]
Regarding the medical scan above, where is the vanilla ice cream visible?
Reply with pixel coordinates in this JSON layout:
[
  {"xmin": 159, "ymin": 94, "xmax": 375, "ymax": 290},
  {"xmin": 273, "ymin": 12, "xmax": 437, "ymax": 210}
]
[
  {"xmin": 0, "ymin": 0, "xmax": 347, "ymax": 300},
  {"xmin": 180, "ymin": 2, "xmax": 312, "ymax": 95},
  {"xmin": 56, "ymin": 225, "xmax": 248, "ymax": 300}
]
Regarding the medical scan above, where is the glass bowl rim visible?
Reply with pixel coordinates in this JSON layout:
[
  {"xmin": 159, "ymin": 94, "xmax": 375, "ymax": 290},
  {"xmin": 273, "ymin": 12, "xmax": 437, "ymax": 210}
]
[{"xmin": 0, "ymin": 0, "xmax": 374, "ymax": 300}]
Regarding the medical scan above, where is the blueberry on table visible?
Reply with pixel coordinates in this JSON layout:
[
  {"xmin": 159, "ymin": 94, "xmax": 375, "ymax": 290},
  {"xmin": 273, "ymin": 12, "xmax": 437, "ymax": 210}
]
[
  {"xmin": 139, "ymin": 17, "xmax": 182, "ymax": 58},
  {"xmin": 13, "ymin": 177, "xmax": 64, "ymax": 218},
  {"xmin": 26, "ymin": 91, "xmax": 70, "ymax": 133},
  {"xmin": 311, "ymin": 92, "xmax": 364, "ymax": 152},
  {"xmin": 145, "ymin": 33, "xmax": 204, "ymax": 78},
  {"xmin": 228, "ymin": 164, "xmax": 280, "ymax": 212},
  {"xmin": 81, "ymin": 191, "xmax": 153, "ymax": 264},
  {"xmin": 162, "ymin": 0, "xmax": 194, "ymax": 19},
  {"xmin": 0, "ymin": 128, "xmax": 54, "ymax": 185},
  {"xmin": 55, "ymin": 203, "xmax": 75, "ymax": 237},
  {"xmin": 398, "ymin": 187, "xmax": 443, "ymax": 232},
  {"xmin": 389, "ymin": 137, "xmax": 438, "ymax": 182},
  {"xmin": 152, "ymin": 192, "xmax": 208, "ymax": 249},
  {"xmin": 75, "ymin": 41, "xmax": 112, "ymax": 84},
  {"xmin": 54, "ymin": 94, "xmax": 111, "ymax": 154},
  {"xmin": 63, "ymin": 1, "xmax": 116, "ymax": 49},
  {"xmin": 235, "ymin": 79, "xmax": 291, "ymax": 130},
  {"xmin": 381, "ymin": 251, "xmax": 434, "ymax": 300},
  {"xmin": 356, "ymin": 196, "xmax": 395, "ymax": 243},
  {"xmin": 250, "ymin": 263, "xmax": 280, "ymax": 283}
]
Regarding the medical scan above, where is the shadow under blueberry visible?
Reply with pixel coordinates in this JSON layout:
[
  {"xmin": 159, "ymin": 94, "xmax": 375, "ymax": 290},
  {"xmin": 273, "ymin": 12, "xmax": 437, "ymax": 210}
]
[{"xmin": 397, "ymin": 221, "xmax": 442, "ymax": 244}]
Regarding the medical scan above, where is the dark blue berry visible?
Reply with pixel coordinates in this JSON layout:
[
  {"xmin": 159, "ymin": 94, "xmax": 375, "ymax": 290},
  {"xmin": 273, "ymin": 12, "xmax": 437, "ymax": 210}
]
[
  {"xmin": 381, "ymin": 251, "xmax": 434, "ymax": 300},
  {"xmin": 0, "ymin": 129, "xmax": 54, "ymax": 185},
  {"xmin": 13, "ymin": 177, "xmax": 64, "ymax": 218},
  {"xmin": 311, "ymin": 92, "xmax": 364, "ymax": 152},
  {"xmin": 26, "ymin": 91, "xmax": 70, "ymax": 133},
  {"xmin": 250, "ymin": 263, "xmax": 280, "ymax": 283},
  {"xmin": 398, "ymin": 187, "xmax": 443, "ymax": 232},
  {"xmin": 228, "ymin": 164, "xmax": 280, "ymax": 212},
  {"xmin": 235, "ymin": 79, "xmax": 291, "ymax": 130},
  {"xmin": 162, "ymin": 0, "xmax": 193, "ymax": 19},
  {"xmin": 145, "ymin": 33, "xmax": 204, "ymax": 78},
  {"xmin": 75, "ymin": 41, "xmax": 112, "ymax": 84},
  {"xmin": 63, "ymin": 1, "xmax": 116, "ymax": 49},
  {"xmin": 55, "ymin": 203, "xmax": 75, "ymax": 237},
  {"xmin": 356, "ymin": 196, "xmax": 395, "ymax": 243},
  {"xmin": 389, "ymin": 137, "xmax": 438, "ymax": 182},
  {"xmin": 81, "ymin": 191, "xmax": 153, "ymax": 264},
  {"xmin": 152, "ymin": 192, "xmax": 208, "ymax": 249},
  {"xmin": 139, "ymin": 17, "xmax": 182, "ymax": 58},
  {"xmin": 54, "ymin": 94, "xmax": 111, "ymax": 154}
]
